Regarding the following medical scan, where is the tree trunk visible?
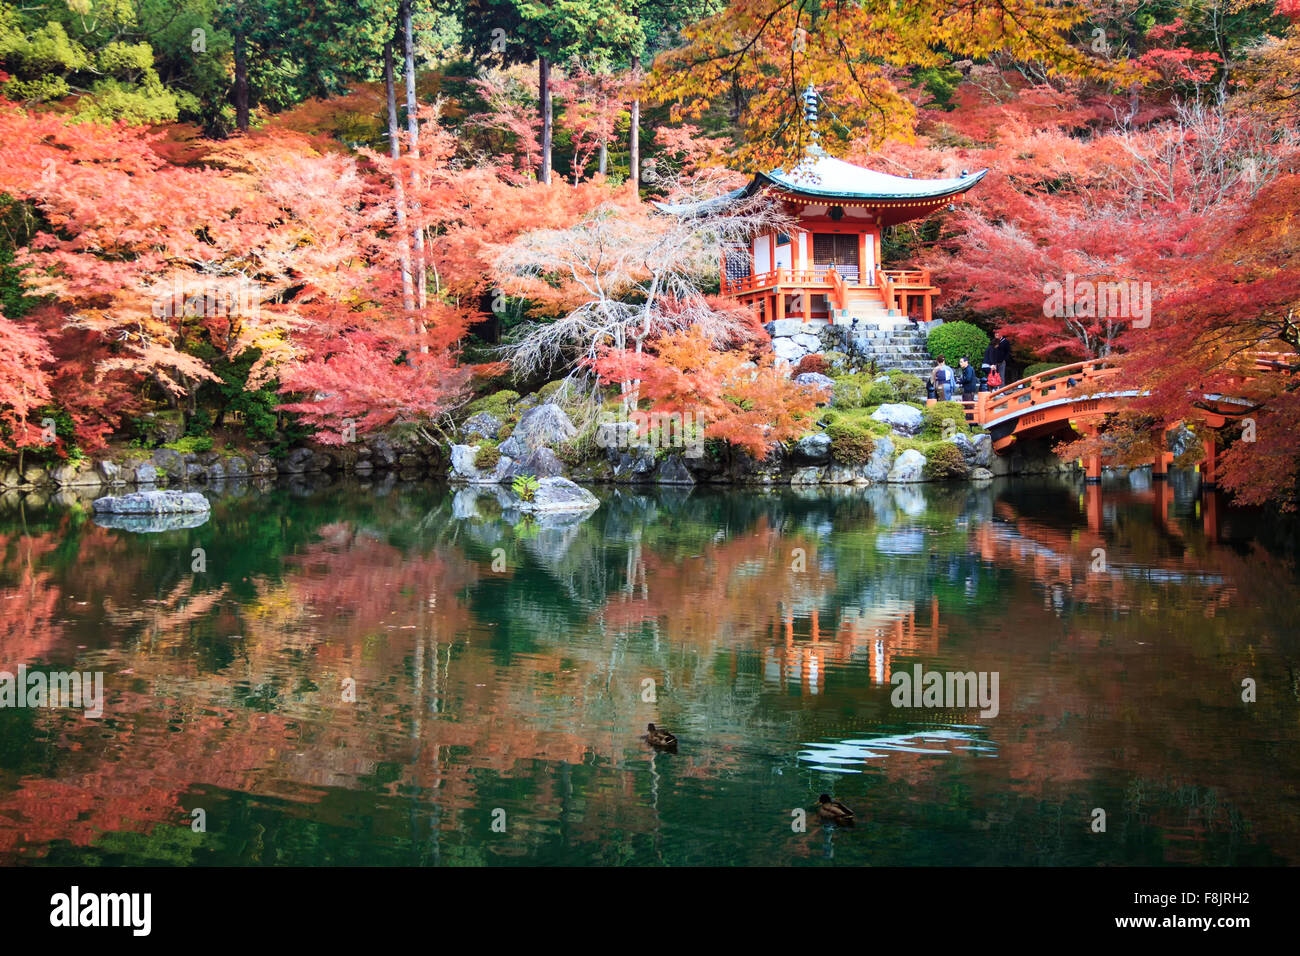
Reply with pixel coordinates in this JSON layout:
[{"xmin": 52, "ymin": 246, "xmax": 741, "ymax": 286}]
[
  {"xmin": 233, "ymin": 27, "xmax": 249, "ymax": 132},
  {"xmin": 385, "ymin": 39, "xmax": 415, "ymax": 313},
  {"xmin": 629, "ymin": 55, "xmax": 641, "ymax": 187},
  {"xmin": 539, "ymin": 55, "xmax": 552, "ymax": 184},
  {"xmin": 598, "ymin": 138, "xmax": 607, "ymax": 177},
  {"xmin": 401, "ymin": 0, "xmax": 428, "ymax": 316}
]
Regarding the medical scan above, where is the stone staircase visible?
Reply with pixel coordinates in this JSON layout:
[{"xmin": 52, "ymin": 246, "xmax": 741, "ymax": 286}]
[{"xmin": 824, "ymin": 321, "xmax": 935, "ymax": 377}]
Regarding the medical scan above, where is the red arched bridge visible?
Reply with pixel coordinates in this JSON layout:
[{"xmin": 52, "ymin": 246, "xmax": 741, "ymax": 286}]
[{"xmin": 948, "ymin": 358, "xmax": 1275, "ymax": 484}]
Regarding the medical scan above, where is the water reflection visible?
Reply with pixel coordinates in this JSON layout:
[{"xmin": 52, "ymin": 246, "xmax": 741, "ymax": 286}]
[{"xmin": 0, "ymin": 472, "xmax": 1297, "ymax": 866}]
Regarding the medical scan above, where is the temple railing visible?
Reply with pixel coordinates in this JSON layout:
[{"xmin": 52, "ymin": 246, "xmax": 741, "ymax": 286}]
[{"xmin": 720, "ymin": 266, "xmax": 940, "ymax": 309}]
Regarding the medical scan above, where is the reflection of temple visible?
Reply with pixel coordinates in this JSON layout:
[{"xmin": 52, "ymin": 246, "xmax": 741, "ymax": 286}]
[{"xmin": 764, "ymin": 596, "xmax": 945, "ymax": 692}]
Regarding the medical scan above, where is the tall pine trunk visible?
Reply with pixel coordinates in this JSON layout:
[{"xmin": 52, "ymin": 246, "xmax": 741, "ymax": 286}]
[
  {"xmin": 401, "ymin": 0, "xmax": 428, "ymax": 320},
  {"xmin": 233, "ymin": 27, "xmax": 249, "ymax": 132},
  {"xmin": 629, "ymin": 55, "xmax": 640, "ymax": 188},
  {"xmin": 385, "ymin": 39, "xmax": 414, "ymax": 313},
  {"xmin": 539, "ymin": 55, "xmax": 552, "ymax": 184}
]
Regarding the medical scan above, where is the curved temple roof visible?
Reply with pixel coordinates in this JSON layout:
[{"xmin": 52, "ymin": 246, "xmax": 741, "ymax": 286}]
[
  {"xmin": 653, "ymin": 151, "xmax": 987, "ymax": 218},
  {"xmin": 754, "ymin": 152, "xmax": 987, "ymax": 201}
]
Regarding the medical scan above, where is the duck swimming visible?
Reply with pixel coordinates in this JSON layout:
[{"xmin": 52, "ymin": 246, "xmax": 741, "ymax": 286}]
[
  {"xmin": 644, "ymin": 723, "xmax": 678, "ymax": 751},
  {"xmin": 816, "ymin": 793, "xmax": 854, "ymax": 825}
]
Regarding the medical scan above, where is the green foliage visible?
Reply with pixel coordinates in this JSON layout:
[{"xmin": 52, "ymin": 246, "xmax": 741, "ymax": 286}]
[
  {"xmin": 474, "ymin": 443, "xmax": 501, "ymax": 470},
  {"xmin": 886, "ymin": 371, "xmax": 925, "ymax": 403},
  {"xmin": 163, "ymin": 436, "xmax": 214, "ymax": 454},
  {"xmin": 866, "ymin": 380, "xmax": 894, "ymax": 405},
  {"xmin": 825, "ymin": 420, "xmax": 876, "ymax": 465},
  {"xmin": 537, "ymin": 379, "xmax": 568, "ymax": 402},
  {"xmin": 830, "ymin": 373, "xmax": 878, "ymax": 409},
  {"xmin": 185, "ymin": 408, "xmax": 214, "ymax": 438},
  {"xmin": 926, "ymin": 321, "xmax": 990, "ymax": 368},
  {"xmin": 1023, "ymin": 362, "xmax": 1066, "ymax": 378},
  {"xmin": 821, "ymin": 351, "xmax": 852, "ymax": 376},
  {"xmin": 921, "ymin": 402, "xmax": 972, "ymax": 441},
  {"xmin": 922, "ymin": 441, "xmax": 969, "ymax": 480},
  {"xmin": 512, "ymin": 473, "xmax": 540, "ymax": 502},
  {"xmin": 467, "ymin": 389, "xmax": 520, "ymax": 417},
  {"xmin": 910, "ymin": 64, "xmax": 963, "ymax": 111}
]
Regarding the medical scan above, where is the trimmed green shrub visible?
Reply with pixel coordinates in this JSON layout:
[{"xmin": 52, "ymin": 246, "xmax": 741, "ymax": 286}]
[
  {"xmin": 922, "ymin": 441, "xmax": 969, "ymax": 480},
  {"xmin": 466, "ymin": 390, "xmax": 520, "ymax": 416},
  {"xmin": 475, "ymin": 444, "xmax": 501, "ymax": 470},
  {"xmin": 866, "ymin": 381, "xmax": 895, "ymax": 405},
  {"xmin": 921, "ymin": 402, "xmax": 970, "ymax": 440},
  {"xmin": 886, "ymin": 371, "xmax": 925, "ymax": 403},
  {"xmin": 830, "ymin": 373, "xmax": 877, "ymax": 409},
  {"xmin": 825, "ymin": 420, "xmax": 877, "ymax": 464},
  {"xmin": 163, "ymin": 436, "xmax": 214, "ymax": 454},
  {"xmin": 926, "ymin": 321, "xmax": 990, "ymax": 368}
]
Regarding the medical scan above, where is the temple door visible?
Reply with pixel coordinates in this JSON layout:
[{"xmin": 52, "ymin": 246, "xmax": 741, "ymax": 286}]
[{"xmin": 812, "ymin": 234, "xmax": 860, "ymax": 284}]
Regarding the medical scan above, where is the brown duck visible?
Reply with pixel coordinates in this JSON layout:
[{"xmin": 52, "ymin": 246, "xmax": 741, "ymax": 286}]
[
  {"xmin": 644, "ymin": 723, "xmax": 678, "ymax": 751},
  {"xmin": 816, "ymin": 793, "xmax": 855, "ymax": 825}
]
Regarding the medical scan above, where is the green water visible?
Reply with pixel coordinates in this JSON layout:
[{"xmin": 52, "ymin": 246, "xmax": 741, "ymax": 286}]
[{"xmin": 0, "ymin": 474, "xmax": 1297, "ymax": 866}]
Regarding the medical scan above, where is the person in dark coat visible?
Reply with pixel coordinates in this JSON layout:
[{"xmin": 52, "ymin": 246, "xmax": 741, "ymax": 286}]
[
  {"xmin": 984, "ymin": 333, "xmax": 1011, "ymax": 383},
  {"xmin": 958, "ymin": 356, "xmax": 978, "ymax": 401}
]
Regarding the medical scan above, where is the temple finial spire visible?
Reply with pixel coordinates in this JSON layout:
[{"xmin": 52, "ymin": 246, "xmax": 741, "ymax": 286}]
[{"xmin": 802, "ymin": 84, "xmax": 824, "ymax": 157}]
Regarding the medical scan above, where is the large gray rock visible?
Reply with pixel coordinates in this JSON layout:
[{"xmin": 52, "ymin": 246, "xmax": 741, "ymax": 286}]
[
  {"xmin": 93, "ymin": 490, "xmax": 211, "ymax": 514},
  {"xmin": 498, "ymin": 404, "xmax": 576, "ymax": 459},
  {"xmin": 792, "ymin": 432, "xmax": 833, "ymax": 464},
  {"xmin": 790, "ymin": 466, "xmax": 825, "ymax": 485},
  {"xmin": 970, "ymin": 467, "xmax": 994, "ymax": 481},
  {"xmin": 281, "ymin": 446, "xmax": 315, "ymax": 474},
  {"xmin": 151, "ymin": 448, "xmax": 185, "ymax": 479},
  {"xmin": 224, "ymin": 455, "xmax": 249, "ymax": 478},
  {"xmin": 655, "ymin": 455, "xmax": 695, "ymax": 485},
  {"xmin": 793, "ymin": 372, "xmax": 835, "ymax": 393},
  {"xmin": 369, "ymin": 437, "xmax": 397, "ymax": 468},
  {"xmin": 771, "ymin": 337, "xmax": 806, "ymax": 364},
  {"xmin": 135, "ymin": 462, "xmax": 160, "ymax": 485},
  {"xmin": 792, "ymin": 332, "xmax": 821, "ymax": 351},
  {"xmin": 97, "ymin": 460, "xmax": 122, "ymax": 483},
  {"xmin": 503, "ymin": 447, "xmax": 566, "ymax": 480},
  {"xmin": 765, "ymin": 319, "xmax": 807, "ymax": 337},
  {"xmin": 970, "ymin": 433, "xmax": 993, "ymax": 468},
  {"xmin": 887, "ymin": 448, "xmax": 927, "ymax": 483},
  {"xmin": 871, "ymin": 403, "xmax": 924, "ymax": 437},
  {"xmin": 825, "ymin": 463, "xmax": 870, "ymax": 484},
  {"xmin": 462, "ymin": 412, "xmax": 504, "ymax": 441},
  {"xmin": 93, "ymin": 511, "xmax": 210, "ymax": 533},
  {"xmin": 612, "ymin": 445, "xmax": 657, "ymax": 481},
  {"xmin": 864, "ymin": 435, "xmax": 895, "ymax": 482},
  {"xmin": 449, "ymin": 444, "xmax": 513, "ymax": 484},
  {"xmin": 512, "ymin": 477, "xmax": 600, "ymax": 513}
]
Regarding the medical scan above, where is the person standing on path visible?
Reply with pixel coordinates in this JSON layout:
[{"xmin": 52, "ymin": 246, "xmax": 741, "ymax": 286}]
[
  {"xmin": 984, "ymin": 333, "xmax": 1011, "ymax": 384},
  {"xmin": 958, "ymin": 356, "xmax": 978, "ymax": 401},
  {"xmin": 933, "ymin": 357, "xmax": 954, "ymax": 401}
]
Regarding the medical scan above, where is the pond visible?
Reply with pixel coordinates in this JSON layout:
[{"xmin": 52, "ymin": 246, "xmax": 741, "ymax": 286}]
[{"xmin": 1, "ymin": 473, "xmax": 1297, "ymax": 866}]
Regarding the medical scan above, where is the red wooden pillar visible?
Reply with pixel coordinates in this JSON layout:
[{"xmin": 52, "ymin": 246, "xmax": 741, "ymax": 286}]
[
  {"xmin": 1085, "ymin": 483, "xmax": 1103, "ymax": 533},
  {"xmin": 776, "ymin": 290, "xmax": 785, "ymax": 322},
  {"xmin": 802, "ymin": 289, "xmax": 812, "ymax": 324},
  {"xmin": 1152, "ymin": 428, "xmax": 1173, "ymax": 479},
  {"xmin": 923, "ymin": 293, "xmax": 932, "ymax": 324},
  {"xmin": 1200, "ymin": 434, "xmax": 1218, "ymax": 488},
  {"xmin": 1085, "ymin": 450, "xmax": 1102, "ymax": 484},
  {"xmin": 1202, "ymin": 489, "xmax": 1219, "ymax": 543}
]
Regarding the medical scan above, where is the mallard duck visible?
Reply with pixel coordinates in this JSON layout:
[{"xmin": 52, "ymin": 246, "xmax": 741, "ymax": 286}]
[
  {"xmin": 644, "ymin": 722, "xmax": 678, "ymax": 751},
  {"xmin": 816, "ymin": 793, "xmax": 855, "ymax": 825}
]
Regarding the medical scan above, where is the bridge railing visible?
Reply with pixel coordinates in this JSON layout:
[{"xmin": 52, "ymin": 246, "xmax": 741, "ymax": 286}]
[{"xmin": 975, "ymin": 360, "xmax": 1119, "ymax": 428}]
